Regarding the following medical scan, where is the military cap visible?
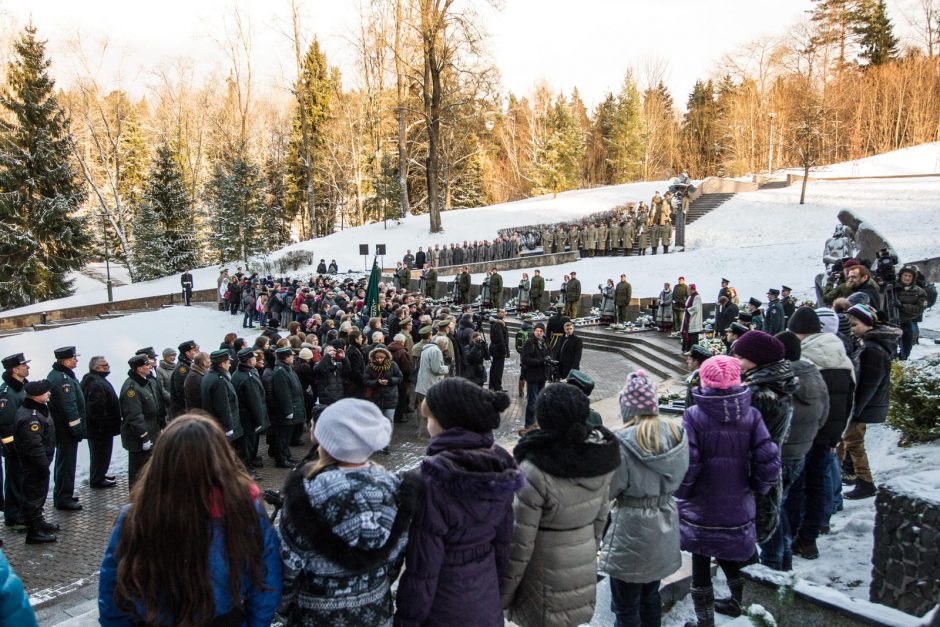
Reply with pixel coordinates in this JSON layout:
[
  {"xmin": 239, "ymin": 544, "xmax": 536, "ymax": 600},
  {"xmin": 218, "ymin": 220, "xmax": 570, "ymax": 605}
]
[
  {"xmin": 689, "ymin": 345, "xmax": 713, "ymax": 362},
  {"xmin": 781, "ymin": 285, "xmax": 792, "ymax": 292},
  {"xmin": 721, "ymin": 278, "xmax": 730, "ymax": 284},
  {"xmin": 748, "ymin": 297, "xmax": 763, "ymax": 308},
  {"xmin": 737, "ymin": 312, "xmax": 754, "ymax": 323},
  {"xmin": 729, "ymin": 322, "xmax": 750, "ymax": 336},
  {"xmin": 178, "ymin": 340, "xmax": 198, "ymax": 353},
  {"xmin": 54, "ymin": 346, "xmax": 79, "ymax": 360},
  {"xmin": 209, "ymin": 349, "xmax": 231, "ymax": 364},
  {"xmin": 135, "ymin": 346, "xmax": 157, "ymax": 359},
  {"xmin": 275, "ymin": 346, "xmax": 294, "ymax": 357},
  {"xmin": 128, "ymin": 354, "xmax": 150, "ymax": 369},
  {"xmin": 419, "ymin": 325, "xmax": 433, "ymax": 335},
  {"xmin": 24, "ymin": 380, "xmax": 51, "ymax": 396},
  {"xmin": 2, "ymin": 353, "xmax": 29, "ymax": 370},
  {"xmin": 767, "ymin": 288, "xmax": 780, "ymax": 296},
  {"xmin": 534, "ymin": 322, "xmax": 546, "ymax": 331},
  {"xmin": 437, "ymin": 319, "xmax": 451, "ymax": 329},
  {"xmin": 565, "ymin": 370, "xmax": 595, "ymax": 396},
  {"xmin": 237, "ymin": 347, "xmax": 255, "ymax": 361}
]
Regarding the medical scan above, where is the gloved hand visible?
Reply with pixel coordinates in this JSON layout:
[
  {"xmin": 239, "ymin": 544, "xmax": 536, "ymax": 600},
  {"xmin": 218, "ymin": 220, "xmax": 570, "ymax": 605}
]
[
  {"xmin": 142, "ymin": 440, "xmax": 153, "ymax": 452},
  {"xmin": 225, "ymin": 430, "xmax": 234, "ymax": 439},
  {"xmin": 285, "ymin": 414, "xmax": 293, "ymax": 422}
]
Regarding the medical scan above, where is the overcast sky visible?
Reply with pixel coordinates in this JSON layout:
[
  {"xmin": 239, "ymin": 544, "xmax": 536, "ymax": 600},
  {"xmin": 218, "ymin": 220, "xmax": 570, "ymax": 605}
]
[{"xmin": 4, "ymin": 0, "xmax": 919, "ymax": 110}]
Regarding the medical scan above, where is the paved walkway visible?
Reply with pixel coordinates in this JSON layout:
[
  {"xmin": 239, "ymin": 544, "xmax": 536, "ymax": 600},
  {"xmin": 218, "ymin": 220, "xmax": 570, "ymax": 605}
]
[{"xmin": 15, "ymin": 348, "xmax": 634, "ymax": 624}]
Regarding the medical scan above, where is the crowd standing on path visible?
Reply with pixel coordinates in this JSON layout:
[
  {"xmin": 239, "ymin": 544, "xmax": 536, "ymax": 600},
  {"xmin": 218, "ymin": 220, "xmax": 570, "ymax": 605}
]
[{"xmin": 0, "ymin": 232, "xmax": 931, "ymax": 626}]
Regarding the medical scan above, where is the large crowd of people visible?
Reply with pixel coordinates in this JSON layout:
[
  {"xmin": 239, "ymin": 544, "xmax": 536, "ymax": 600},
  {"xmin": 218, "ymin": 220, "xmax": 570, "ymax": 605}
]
[{"xmin": 0, "ymin": 236, "xmax": 933, "ymax": 626}]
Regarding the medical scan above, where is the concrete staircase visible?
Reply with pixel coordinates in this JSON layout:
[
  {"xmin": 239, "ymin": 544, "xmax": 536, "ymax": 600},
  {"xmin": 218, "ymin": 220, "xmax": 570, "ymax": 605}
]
[
  {"xmin": 488, "ymin": 317, "xmax": 688, "ymax": 382},
  {"xmin": 686, "ymin": 192, "xmax": 736, "ymax": 225}
]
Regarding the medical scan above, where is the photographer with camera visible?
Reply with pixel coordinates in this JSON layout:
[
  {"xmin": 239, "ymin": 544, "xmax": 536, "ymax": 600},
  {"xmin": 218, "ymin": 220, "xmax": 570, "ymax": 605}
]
[
  {"xmin": 896, "ymin": 266, "xmax": 929, "ymax": 360},
  {"xmin": 520, "ymin": 323, "xmax": 552, "ymax": 435},
  {"xmin": 464, "ymin": 332, "xmax": 491, "ymax": 387}
]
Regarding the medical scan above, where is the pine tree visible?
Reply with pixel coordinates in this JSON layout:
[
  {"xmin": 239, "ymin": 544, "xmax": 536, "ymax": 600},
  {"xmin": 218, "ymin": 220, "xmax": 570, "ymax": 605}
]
[
  {"xmin": 607, "ymin": 71, "xmax": 644, "ymax": 183},
  {"xmin": 263, "ymin": 154, "xmax": 293, "ymax": 248},
  {"xmin": 809, "ymin": 0, "xmax": 864, "ymax": 68},
  {"xmin": 853, "ymin": 0, "xmax": 899, "ymax": 65},
  {"xmin": 531, "ymin": 96, "xmax": 582, "ymax": 196},
  {"xmin": 207, "ymin": 151, "xmax": 264, "ymax": 265},
  {"xmin": 0, "ymin": 25, "xmax": 91, "ymax": 308},
  {"xmin": 130, "ymin": 142, "xmax": 199, "ymax": 281},
  {"xmin": 681, "ymin": 80, "xmax": 721, "ymax": 177}
]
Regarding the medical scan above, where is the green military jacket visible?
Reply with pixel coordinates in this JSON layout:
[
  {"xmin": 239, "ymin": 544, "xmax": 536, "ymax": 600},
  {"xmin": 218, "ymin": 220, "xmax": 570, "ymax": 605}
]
[{"xmin": 119, "ymin": 372, "xmax": 164, "ymax": 452}]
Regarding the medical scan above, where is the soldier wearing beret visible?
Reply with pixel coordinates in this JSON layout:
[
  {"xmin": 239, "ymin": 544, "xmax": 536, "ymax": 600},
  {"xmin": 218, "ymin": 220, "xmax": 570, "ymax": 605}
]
[
  {"xmin": 1, "ymin": 353, "xmax": 31, "ymax": 529},
  {"xmin": 15, "ymin": 379, "xmax": 58, "ymax": 543},
  {"xmin": 170, "ymin": 340, "xmax": 199, "ymax": 418},
  {"xmin": 200, "ymin": 351, "xmax": 242, "ymax": 450},
  {"xmin": 47, "ymin": 347, "xmax": 86, "ymax": 511},
  {"xmin": 231, "ymin": 348, "xmax": 267, "ymax": 475},
  {"xmin": 120, "ymin": 354, "xmax": 165, "ymax": 487},
  {"xmin": 270, "ymin": 347, "xmax": 305, "ymax": 468}
]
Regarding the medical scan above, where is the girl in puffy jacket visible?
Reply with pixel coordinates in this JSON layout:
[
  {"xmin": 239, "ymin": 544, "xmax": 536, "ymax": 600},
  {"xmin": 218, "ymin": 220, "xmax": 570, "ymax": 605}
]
[
  {"xmin": 599, "ymin": 370, "xmax": 689, "ymax": 627},
  {"xmin": 677, "ymin": 356, "xmax": 780, "ymax": 627}
]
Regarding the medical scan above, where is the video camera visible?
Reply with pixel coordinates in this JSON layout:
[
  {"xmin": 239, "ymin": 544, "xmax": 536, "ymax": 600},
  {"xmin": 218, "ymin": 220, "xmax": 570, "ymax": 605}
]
[{"xmin": 874, "ymin": 247, "xmax": 899, "ymax": 285}]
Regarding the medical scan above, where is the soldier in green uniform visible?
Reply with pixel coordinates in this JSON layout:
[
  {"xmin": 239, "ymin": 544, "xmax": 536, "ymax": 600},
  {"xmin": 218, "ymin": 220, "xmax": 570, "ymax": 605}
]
[
  {"xmin": 270, "ymin": 347, "xmax": 305, "ymax": 468},
  {"xmin": 169, "ymin": 339, "xmax": 199, "ymax": 418},
  {"xmin": 541, "ymin": 227, "xmax": 554, "ymax": 255},
  {"xmin": 425, "ymin": 265, "xmax": 438, "ymax": 298},
  {"xmin": 397, "ymin": 264, "xmax": 412, "ymax": 291},
  {"xmin": 15, "ymin": 380, "xmax": 59, "ymax": 543},
  {"xmin": 231, "ymin": 348, "xmax": 268, "ymax": 473},
  {"xmin": 623, "ymin": 216, "xmax": 636, "ymax": 256},
  {"xmin": 200, "ymin": 350, "xmax": 242, "ymax": 447},
  {"xmin": 565, "ymin": 271, "xmax": 582, "ymax": 318},
  {"xmin": 47, "ymin": 347, "xmax": 85, "ymax": 511},
  {"xmin": 597, "ymin": 222, "xmax": 609, "ymax": 256},
  {"xmin": 568, "ymin": 224, "xmax": 580, "ymax": 255},
  {"xmin": 457, "ymin": 266, "xmax": 472, "ymax": 305},
  {"xmin": 489, "ymin": 268, "xmax": 504, "ymax": 309},
  {"xmin": 610, "ymin": 220, "xmax": 623, "ymax": 256},
  {"xmin": 582, "ymin": 223, "xmax": 595, "ymax": 257},
  {"xmin": 530, "ymin": 269, "xmax": 545, "ymax": 312},
  {"xmin": 120, "ymin": 353, "xmax": 165, "ymax": 487},
  {"xmin": 1, "ymin": 353, "xmax": 30, "ymax": 529},
  {"xmin": 615, "ymin": 274, "xmax": 633, "ymax": 324}
]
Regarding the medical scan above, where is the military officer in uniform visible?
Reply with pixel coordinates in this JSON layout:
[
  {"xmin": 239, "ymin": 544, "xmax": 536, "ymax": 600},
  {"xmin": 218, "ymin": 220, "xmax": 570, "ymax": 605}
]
[
  {"xmin": 120, "ymin": 353, "xmax": 165, "ymax": 487},
  {"xmin": 48, "ymin": 346, "xmax": 85, "ymax": 511},
  {"xmin": 781, "ymin": 285, "xmax": 797, "ymax": 324},
  {"xmin": 232, "ymin": 348, "xmax": 268, "ymax": 476},
  {"xmin": 200, "ymin": 349, "xmax": 242, "ymax": 449},
  {"xmin": 1, "ymin": 353, "xmax": 30, "ymax": 529},
  {"xmin": 541, "ymin": 227, "xmax": 554, "ymax": 256},
  {"xmin": 270, "ymin": 347, "xmax": 305, "ymax": 468},
  {"xmin": 170, "ymin": 340, "xmax": 199, "ymax": 418},
  {"xmin": 15, "ymin": 379, "xmax": 59, "ymax": 543}
]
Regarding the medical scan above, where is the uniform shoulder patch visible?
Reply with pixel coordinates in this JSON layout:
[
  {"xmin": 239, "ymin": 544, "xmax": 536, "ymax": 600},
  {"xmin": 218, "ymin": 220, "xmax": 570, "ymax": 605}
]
[
  {"xmin": 30, "ymin": 423, "xmax": 39, "ymax": 432},
  {"xmin": 63, "ymin": 383, "xmax": 71, "ymax": 394},
  {"xmin": 0, "ymin": 399, "xmax": 6, "ymax": 410},
  {"xmin": 126, "ymin": 389, "xmax": 137, "ymax": 398},
  {"xmin": 179, "ymin": 366, "xmax": 187, "ymax": 374}
]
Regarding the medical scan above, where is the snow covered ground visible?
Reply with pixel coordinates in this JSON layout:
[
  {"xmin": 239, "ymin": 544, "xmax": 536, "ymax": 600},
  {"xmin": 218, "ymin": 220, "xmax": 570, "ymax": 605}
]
[{"xmin": 775, "ymin": 141, "xmax": 940, "ymax": 179}]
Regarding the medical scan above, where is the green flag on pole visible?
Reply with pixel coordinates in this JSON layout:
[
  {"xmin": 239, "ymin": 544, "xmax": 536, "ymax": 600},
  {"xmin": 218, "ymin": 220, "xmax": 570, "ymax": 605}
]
[{"xmin": 364, "ymin": 257, "xmax": 381, "ymax": 319}]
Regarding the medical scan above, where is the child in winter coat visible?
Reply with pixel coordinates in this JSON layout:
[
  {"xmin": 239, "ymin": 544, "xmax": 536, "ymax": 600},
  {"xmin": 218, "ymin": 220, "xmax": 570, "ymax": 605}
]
[
  {"xmin": 599, "ymin": 370, "xmax": 689, "ymax": 627},
  {"xmin": 278, "ymin": 399, "xmax": 418, "ymax": 627},
  {"xmin": 395, "ymin": 378, "xmax": 523, "ymax": 627},
  {"xmin": 677, "ymin": 356, "xmax": 780, "ymax": 627},
  {"xmin": 502, "ymin": 383, "xmax": 621, "ymax": 627}
]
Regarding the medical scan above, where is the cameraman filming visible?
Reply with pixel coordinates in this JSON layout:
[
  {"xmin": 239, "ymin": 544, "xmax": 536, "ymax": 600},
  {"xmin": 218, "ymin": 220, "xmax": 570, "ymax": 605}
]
[{"xmin": 896, "ymin": 265, "xmax": 929, "ymax": 360}]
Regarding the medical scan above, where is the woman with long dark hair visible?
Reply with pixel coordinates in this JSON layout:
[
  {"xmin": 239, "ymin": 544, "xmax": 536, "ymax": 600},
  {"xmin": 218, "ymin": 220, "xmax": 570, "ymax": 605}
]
[{"xmin": 98, "ymin": 414, "xmax": 282, "ymax": 626}]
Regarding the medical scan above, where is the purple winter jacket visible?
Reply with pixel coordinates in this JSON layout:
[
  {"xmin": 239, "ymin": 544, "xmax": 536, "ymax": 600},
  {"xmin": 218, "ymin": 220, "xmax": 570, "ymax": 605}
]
[
  {"xmin": 394, "ymin": 428, "xmax": 524, "ymax": 627},
  {"xmin": 676, "ymin": 385, "xmax": 780, "ymax": 562}
]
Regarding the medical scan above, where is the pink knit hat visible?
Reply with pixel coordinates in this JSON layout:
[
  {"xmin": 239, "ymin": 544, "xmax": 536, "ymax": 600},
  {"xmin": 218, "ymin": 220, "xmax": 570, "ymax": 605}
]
[
  {"xmin": 699, "ymin": 355, "xmax": 742, "ymax": 390},
  {"xmin": 619, "ymin": 369, "xmax": 659, "ymax": 420}
]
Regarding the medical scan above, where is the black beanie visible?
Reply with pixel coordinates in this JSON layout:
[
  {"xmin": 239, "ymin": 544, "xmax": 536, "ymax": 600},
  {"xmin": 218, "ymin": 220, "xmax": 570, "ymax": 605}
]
[
  {"xmin": 775, "ymin": 331, "xmax": 803, "ymax": 362},
  {"xmin": 425, "ymin": 378, "xmax": 510, "ymax": 433},
  {"xmin": 536, "ymin": 383, "xmax": 590, "ymax": 438},
  {"xmin": 787, "ymin": 306, "xmax": 821, "ymax": 334}
]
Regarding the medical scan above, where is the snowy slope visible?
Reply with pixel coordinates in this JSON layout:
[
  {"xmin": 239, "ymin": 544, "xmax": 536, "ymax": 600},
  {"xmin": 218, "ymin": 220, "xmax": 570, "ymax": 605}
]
[{"xmin": 777, "ymin": 142, "xmax": 940, "ymax": 178}]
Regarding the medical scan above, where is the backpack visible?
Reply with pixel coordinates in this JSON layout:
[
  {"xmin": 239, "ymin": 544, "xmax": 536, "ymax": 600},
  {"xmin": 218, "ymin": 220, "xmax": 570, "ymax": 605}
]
[{"xmin": 515, "ymin": 328, "xmax": 530, "ymax": 353}]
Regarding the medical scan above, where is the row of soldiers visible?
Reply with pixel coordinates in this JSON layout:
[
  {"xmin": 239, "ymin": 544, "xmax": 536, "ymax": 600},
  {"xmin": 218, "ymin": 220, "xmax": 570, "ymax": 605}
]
[
  {"xmin": 541, "ymin": 191, "xmax": 680, "ymax": 257},
  {"xmin": 402, "ymin": 235, "xmax": 521, "ymax": 271}
]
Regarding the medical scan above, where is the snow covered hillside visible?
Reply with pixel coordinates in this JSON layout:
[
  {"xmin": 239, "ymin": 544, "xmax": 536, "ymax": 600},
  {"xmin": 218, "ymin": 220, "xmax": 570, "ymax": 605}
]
[{"xmin": 3, "ymin": 142, "xmax": 939, "ymax": 320}]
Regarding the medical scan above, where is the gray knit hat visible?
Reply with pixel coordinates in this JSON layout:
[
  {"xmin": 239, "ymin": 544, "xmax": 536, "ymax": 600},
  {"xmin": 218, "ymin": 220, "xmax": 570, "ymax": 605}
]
[{"xmin": 314, "ymin": 398, "xmax": 391, "ymax": 463}]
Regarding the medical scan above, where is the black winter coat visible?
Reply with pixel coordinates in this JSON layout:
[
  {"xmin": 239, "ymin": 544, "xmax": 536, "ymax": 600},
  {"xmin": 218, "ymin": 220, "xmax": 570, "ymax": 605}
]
[
  {"xmin": 521, "ymin": 337, "xmax": 551, "ymax": 383},
  {"xmin": 464, "ymin": 340, "xmax": 489, "ymax": 385},
  {"xmin": 184, "ymin": 368, "xmax": 205, "ymax": 411},
  {"xmin": 714, "ymin": 302, "xmax": 739, "ymax": 334},
  {"xmin": 314, "ymin": 356, "xmax": 345, "ymax": 405},
  {"xmin": 343, "ymin": 345, "xmax": 367, "ymax": 398},
  {"xmin": 201, "ymin": 367, "xmax": 242, "ymax": 440},
  {"xmin": 853, "ymin": 326, "xmax": 901, "ymax": 424},
  {"xmin": 232, "ymin": 365, "xmax": 269, "ymax": 434},
  {"xmin": 80, "ymin": 371, "xmax": 122, "ymax": 438},
  {"xmin": 553, "ymin": 334, "xmax": 583, "ymax": 379},
  {"xmin": 489, "ymin": 319, "xmax": 509, "ymax": 359},
  {"xmin": 363, "ymin": 359, "xmax": 402, "ymax": 410}
]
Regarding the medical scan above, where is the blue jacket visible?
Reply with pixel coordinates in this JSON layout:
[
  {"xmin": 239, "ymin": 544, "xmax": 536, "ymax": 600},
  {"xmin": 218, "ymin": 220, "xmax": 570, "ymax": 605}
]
[
  {"xmin": 0, "ymin": 550, "xmax": 36, "ymax": 626},
  {"xmin": 98, "ymin": 501, "xmax": 282, "ymax": 626}
]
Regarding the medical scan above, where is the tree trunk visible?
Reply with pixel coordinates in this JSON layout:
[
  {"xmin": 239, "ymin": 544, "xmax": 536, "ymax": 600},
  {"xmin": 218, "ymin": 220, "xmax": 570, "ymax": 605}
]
[
  {"xmin": 394, "ymin": 0, "xmax": 412, "ymax": 218},
  {"xmin": 422, "ymin": 2, "xmax": 442, "ymax": 233},
  {"xmin": 800, "ymin": 161, "xmax": 810, "ymax": 205}
]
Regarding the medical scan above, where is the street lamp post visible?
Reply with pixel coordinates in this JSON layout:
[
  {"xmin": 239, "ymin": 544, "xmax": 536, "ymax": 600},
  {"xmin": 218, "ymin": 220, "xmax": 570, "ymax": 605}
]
[
  {"xmin": 768, "ymin": 112, "xmax": 776, "ymax": 173},
  {"xmin": 99, "ymin": 213, "xmax": 113, "ymax": 302}
]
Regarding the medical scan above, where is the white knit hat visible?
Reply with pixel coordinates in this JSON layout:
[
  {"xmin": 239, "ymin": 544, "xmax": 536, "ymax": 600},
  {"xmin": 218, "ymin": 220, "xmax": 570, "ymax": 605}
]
[{"xmin": 314, "ymin": 398, "xmax": 391, "ymax": 463}]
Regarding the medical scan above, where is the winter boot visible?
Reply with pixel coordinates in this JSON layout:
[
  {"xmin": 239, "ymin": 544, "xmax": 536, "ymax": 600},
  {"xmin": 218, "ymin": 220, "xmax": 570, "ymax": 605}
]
[
  {"xmin": 715, "ymin": 575, "xmax": 744, "ymax": 617},
  {"xmin": 792, "ymin": 536, "xmax": 819, "ymax": 559},
  {"xmin": 39, "ymin": 518, "xmax": 60, "ymax": 533},
  {"xmin": 25, "ymin": 520, "xmax": 56, "ymax": 544},
  {"xmin": 844, "ymin": 478, "xmax": 876, "ymax": 500},
  {"xmin": 684, "ymin": 586, "xmax": 715, "ymax": 627}
]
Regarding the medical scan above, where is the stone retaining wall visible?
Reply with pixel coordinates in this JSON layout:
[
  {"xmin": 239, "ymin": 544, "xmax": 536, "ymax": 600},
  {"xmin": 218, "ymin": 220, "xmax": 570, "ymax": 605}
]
[
  {"xmin": 870, "ymin": 475, "xmax": 940, "ymax": 617},
  {"xmin": 432, "ymin": 251, "xmax": 579, "ymax": 276}
]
